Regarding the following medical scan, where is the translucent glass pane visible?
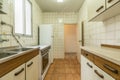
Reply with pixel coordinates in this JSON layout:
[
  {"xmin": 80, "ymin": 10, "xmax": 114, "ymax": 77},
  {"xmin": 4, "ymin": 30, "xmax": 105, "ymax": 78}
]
[
  {"xmin": 25, "ymin": 0, "xmax": 32, "ymax": 35},
  {"xmin": 15, "ymin": 0, "xmax": 24, "ymax": 34}
]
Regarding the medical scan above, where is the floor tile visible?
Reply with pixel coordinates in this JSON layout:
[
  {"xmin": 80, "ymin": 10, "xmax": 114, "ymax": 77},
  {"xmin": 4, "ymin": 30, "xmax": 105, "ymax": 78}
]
[{"xmin": 44, "ymin": 53, "xmax": 80, "ymax": 80}]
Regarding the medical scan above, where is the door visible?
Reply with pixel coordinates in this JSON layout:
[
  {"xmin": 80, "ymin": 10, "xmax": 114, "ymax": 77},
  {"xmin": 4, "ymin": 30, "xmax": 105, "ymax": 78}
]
[
  {"xmin": 64, "ymin": 24, "xmax": 77, "ymax": 54},
  {"xmin": 76, "ymin": 21, "xmax": 85, "ymax": 62},
  {"xmin": 39, "ymin": 24, "xmax": 53, "ymax": 63}
]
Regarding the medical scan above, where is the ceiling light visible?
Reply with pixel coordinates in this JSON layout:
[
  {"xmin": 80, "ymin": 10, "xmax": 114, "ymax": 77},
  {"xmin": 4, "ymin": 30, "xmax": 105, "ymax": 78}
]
[
  {"xmin": 57, "ymin": 0, "xmax": 63, "ymax": 3},
  {"xmin": 58, "ymin": 18, "xmax": 63, "ymax": 23}
]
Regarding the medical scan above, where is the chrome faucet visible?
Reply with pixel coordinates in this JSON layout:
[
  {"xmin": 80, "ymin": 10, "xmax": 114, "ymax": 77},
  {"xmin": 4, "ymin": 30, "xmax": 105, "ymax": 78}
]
[{"xmin": 1, "ymin": 21, "xmax": 23, "ymax": 48}]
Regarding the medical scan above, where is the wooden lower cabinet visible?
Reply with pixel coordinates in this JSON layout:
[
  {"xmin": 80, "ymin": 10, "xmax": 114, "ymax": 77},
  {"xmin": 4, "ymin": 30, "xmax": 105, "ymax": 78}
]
[
  {"xmin": 1, "ymin": 64, "xmax": 25, "ymax": 80},
  {"xmin": 0, "ymin": 55, "xmax": 39, "ymax": 80},
  {"xmin": 81, "ymin": 55, "xmax": 115, "ymax": 80}
]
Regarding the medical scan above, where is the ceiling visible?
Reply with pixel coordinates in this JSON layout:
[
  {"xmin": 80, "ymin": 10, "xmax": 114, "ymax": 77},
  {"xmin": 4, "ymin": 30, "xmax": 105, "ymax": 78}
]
[{"xmin": 35, "ymin": 0, "xmax": 84, "ymax": 12}]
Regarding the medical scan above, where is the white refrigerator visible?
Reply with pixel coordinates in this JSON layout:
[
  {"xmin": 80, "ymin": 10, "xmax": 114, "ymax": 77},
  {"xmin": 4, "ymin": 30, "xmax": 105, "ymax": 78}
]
[{"xmin": 38, "ymin": 24, "xmax": 53, "ymax": 63}]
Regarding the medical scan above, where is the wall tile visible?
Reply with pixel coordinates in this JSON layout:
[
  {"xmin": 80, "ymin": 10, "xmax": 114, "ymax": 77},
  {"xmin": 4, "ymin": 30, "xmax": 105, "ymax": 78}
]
[
  {"xmin": 42, "ymin": 12, "xmax": 78, "ymax": 58},
  {"xmin": 0, "ymin": 0, "xmax": 42, "ymax": 47}
]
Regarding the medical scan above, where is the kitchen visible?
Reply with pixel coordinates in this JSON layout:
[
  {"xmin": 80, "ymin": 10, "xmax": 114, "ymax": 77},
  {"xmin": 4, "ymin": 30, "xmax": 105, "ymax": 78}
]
[{"xmin": 0, "ymin": 0, "xmax": 120, "ymax": 80}]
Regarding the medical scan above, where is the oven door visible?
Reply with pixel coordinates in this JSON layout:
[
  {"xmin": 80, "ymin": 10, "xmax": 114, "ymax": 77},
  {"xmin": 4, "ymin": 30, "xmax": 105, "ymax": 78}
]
[{"xmin": 41, "ymin": 52, "xmax": 49, "ymax": 75}]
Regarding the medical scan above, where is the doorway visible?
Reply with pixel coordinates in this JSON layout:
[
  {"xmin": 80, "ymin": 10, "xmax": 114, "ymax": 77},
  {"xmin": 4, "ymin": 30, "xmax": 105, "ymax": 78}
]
[{"xmin": 64, "ymin": 24, "xmax": 77, "ymax": 57}]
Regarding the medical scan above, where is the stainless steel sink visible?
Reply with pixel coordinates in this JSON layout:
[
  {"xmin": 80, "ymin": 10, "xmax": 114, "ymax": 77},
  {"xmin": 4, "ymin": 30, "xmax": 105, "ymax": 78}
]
[
  {"xmin": 7, "ymin": 48, "xmax": 33, "ymax": 52},
  {"xmin": 0, "ymin": 48, "xmax": 33, "ymax": 59},
  {"xmin": 0, "ymin": 52, "xmax": 17, "ymax": 59}
]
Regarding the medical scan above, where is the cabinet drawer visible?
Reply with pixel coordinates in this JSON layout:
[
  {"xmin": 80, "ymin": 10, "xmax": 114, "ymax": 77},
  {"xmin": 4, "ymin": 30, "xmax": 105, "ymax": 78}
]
[
  {"xmin": 106, "ymin": 0, "xmax": 119, "ymax": 8},
  {"xmin": 94, "ymin": 56, "xmax": 120, "ymax": 79},
  {"xmin": 81, "ymin": 49, "xmax": 94, "ymax": 62}
]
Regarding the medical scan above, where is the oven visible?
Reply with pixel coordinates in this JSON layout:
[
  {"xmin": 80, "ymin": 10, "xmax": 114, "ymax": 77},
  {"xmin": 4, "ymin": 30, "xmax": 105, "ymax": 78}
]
[{"xmin": 41, "ymin": 46, "xmax": 51, "ymax": 75}]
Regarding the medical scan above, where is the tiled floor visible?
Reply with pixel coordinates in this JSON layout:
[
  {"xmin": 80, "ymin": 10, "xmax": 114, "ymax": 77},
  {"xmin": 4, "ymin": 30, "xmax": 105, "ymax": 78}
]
[{"xmin": 44, "ymin": 53, "xmax": 81, "ymax": 80}]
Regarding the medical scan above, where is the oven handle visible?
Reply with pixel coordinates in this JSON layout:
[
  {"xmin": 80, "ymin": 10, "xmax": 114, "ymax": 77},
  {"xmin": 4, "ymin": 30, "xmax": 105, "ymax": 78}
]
[{"xmin": 42, "ymin": 52, "xmax": 48, "ymax": 57}]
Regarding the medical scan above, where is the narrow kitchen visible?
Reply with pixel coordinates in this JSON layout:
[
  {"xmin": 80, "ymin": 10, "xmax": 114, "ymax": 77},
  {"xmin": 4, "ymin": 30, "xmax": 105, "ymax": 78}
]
[{"xmin": 0, "ymin": 0, "xmax": 120, "ymax": 80}]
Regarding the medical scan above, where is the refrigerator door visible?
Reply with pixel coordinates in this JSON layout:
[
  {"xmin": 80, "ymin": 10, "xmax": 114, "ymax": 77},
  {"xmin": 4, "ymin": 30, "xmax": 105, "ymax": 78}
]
[{"xmin": 39, "ymin": 24, "xmax": 53, "ymax": 45}]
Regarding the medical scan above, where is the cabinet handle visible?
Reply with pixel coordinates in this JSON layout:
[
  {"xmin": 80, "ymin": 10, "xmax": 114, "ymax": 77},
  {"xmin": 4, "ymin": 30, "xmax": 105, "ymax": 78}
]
[
  {"xmin": 85, "ymin": 53, "xmax": 88, "ymax": 56},
  {"xmin": 14, "ymin": 68, "xmax": 24, "ymax": 76},
  {"xmin": 87, "ymin": 62, "xmax": 93, "ymax": 68},
  {"xmin": 103, "ymin": 64, "xmax": 118, "ymax": 74},
  {"xmin": 108, "ymin": 0, "xmax": 113, "ymax": 3},
  {"xmin": 94, "ymin": 70, "xmax": 104, "ymax": 79},
  {"xmin": 96, "ymin": 6, "xmax": 104, "ymax": 12},
  {"xmin": 27, "ymin": 62, "xmax": 33, "ymax": 67}
]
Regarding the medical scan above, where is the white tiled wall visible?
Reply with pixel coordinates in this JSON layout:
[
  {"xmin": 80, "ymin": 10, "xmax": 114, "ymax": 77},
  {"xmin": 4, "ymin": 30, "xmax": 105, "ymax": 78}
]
[
  {"xmin": 85, "ymin": 15, "xmax": 120, "ymax": 46},
  {"xmin": 79, "ymin": 0, "xmax": 120, "ymax": 47},
  {"xmin": 0, "ymin": 0, "xmax": 42, "ymax": 47},
  {"xmin": 43, "ymin": 12, "xmax": 78, "ymax": 58}
]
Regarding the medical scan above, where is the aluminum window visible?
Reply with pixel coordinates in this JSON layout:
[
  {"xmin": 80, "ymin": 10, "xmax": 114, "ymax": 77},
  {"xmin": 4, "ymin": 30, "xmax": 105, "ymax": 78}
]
[{"xmin": 14, "ymin": 0, "xmax": 32, "ymax": 36}]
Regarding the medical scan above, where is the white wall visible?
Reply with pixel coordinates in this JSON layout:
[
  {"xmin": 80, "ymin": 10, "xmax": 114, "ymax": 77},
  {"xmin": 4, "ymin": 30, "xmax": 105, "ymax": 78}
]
[{"xmin": 64, "ymin": 24, "xmax": 77, "ymax": 53}]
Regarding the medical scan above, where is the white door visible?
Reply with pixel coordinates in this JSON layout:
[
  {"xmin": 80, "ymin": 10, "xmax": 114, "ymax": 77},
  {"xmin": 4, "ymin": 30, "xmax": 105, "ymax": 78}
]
[
  {"xmin": 77, "ymin": 21, "xmax": 86, "ymax": 62},
  {"xmin": 39, "ymin": 24, "xmax": 54, "ymax": 63}
]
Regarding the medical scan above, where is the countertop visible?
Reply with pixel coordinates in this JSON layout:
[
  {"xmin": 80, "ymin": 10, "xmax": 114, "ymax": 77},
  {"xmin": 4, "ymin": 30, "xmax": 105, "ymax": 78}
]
[
  {"xmin": 0, "ymin": 45, "xmax": 51, "ymax": 64},
  {"xmin": 81, "ymin": 46, "xmax": 120, "ymax": 66},
  {"xmin": 26, "ymin": 44, "xmax": 51, "ymax": 50},
  {"xmin": 0, "ymin": 48, "xmax": 39, "ymax": 64}
]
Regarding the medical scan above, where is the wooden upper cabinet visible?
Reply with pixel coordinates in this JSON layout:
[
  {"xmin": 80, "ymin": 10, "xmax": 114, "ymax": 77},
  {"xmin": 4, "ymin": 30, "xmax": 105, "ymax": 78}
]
[
  {"xmin": 87, "ymin": 0, "xmax": 106, "ymax": 20},
  {"xmin": 106, "ymin": 0, "xmax": 119, "ymax": 8}
]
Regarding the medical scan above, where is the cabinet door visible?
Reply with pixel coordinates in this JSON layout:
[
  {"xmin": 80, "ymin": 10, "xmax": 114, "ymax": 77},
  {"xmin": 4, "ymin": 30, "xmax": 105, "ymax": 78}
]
[
  {"xmin": 13, "ymin": 64, "xmax": 25, "ymax": 80},
  {"xmin": 87, "ymin": 0, "xmax": 105, "ymax": 20},
  {"xmin": 26, "ymin": 55, "xmax": 39, "ymax": 80},
  {"xmin": 94, "ymin": 65, "xmax": 115, "ymax": 80},
  {"xmin": 106, "ymin": 0, "xmax": 119, "ymax": 8},
  {"xmin": 81, "ymin": 55, "xmax": 94, "ymax": 80},
  {"xmin": 1, "ymin": 64, "xmax": 25, "ymax": 80},
  {"xmin": 0, "ymin": 71, "xmax": 14, "ymax": 80}
]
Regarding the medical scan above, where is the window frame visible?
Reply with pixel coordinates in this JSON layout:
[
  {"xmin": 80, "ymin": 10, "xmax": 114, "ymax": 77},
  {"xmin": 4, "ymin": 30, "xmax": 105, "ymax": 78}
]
[{"xmin": 14, "ymin": 0, "xmax": 33, "ymax": 37}]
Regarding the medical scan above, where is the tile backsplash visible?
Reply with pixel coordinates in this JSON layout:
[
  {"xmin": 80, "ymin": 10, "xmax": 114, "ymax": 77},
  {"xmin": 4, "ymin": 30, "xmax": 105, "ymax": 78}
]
[
  {"xmin": 0, "ymin": 0, "xmax": 42, "ymax": 47},
  {"xmin": 84, "ymin": 14, "xmax": 120, "ymax": 46}
]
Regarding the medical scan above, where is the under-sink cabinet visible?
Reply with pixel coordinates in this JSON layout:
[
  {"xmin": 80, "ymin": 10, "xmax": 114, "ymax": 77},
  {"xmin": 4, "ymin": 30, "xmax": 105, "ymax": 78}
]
[
  {"xmin": 26, "ymin": 56, "xmax": 39, "ymax": 80},
  {"xmin": 0, "ymin": 55, "xmax": 39, "ymax": 80},
  {"xmin": 0, "ymin": 48, "xmax": 40, "ymax": 80},
  {"xmin": 1, "ymin": 64, "xmax": 25, "ymax": 80},
  {"xmin": 0, "ymin": 64, "xmax": 25, "ymax": 80},
  {"xmin": 81, "ymin": 49, "xmax": 120, "ymax": 80}
]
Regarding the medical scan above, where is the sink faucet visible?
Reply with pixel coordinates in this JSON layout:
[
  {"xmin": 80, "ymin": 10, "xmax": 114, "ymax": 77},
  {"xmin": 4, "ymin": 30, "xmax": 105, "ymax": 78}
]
[{"xmin": 1, "ymin": 21, "xmax": 23, "ymax": 48}]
